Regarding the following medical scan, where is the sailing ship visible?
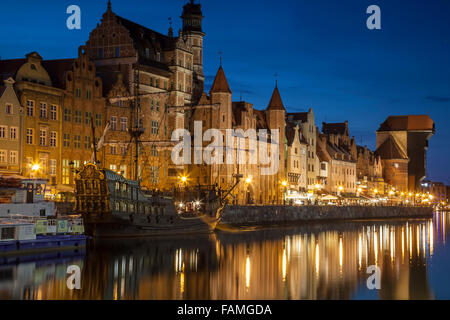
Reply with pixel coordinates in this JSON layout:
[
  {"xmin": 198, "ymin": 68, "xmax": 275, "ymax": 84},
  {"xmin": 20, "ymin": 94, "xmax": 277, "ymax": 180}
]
[{"xmin": 74, "ymin": 68, "xmax": 239, "ymax": 238}]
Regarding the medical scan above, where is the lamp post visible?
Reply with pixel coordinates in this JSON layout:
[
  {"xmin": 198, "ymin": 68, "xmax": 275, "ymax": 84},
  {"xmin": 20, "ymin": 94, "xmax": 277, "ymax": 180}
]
[
  {"xmin": 245, "ymin": 176, "xmax": 253, "ymax": 205},
  {"xmin": 31, "ymin": 163, "xmax": 40, "ymax": 179}
]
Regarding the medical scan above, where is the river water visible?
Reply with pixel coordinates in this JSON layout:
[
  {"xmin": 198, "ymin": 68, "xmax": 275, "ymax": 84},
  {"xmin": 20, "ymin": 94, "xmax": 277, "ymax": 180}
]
[{"xmin": 1, "ymin": 211, "xmax": 450, "ymax": 300}]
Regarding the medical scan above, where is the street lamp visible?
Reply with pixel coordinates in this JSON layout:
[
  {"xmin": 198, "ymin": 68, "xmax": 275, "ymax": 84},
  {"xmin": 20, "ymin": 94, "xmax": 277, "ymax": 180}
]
[
  {"xmin": 31, "ymin": 163, "xmax": 40, "ymax": 179},
  {"xmin": 245, "ymin": 176, "xmax": 253, "ymax": 204}
]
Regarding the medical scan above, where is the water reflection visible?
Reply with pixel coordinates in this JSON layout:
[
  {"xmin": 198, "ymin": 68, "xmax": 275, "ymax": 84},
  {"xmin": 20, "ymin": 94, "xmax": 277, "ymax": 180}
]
[{"xmin": 1, "ymin": 212, "xmax": 450, "ymax": 300}]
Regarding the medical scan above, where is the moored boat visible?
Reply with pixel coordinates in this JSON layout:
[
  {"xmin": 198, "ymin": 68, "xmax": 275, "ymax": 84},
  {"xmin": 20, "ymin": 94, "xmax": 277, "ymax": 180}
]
[{"xmin": 74, "ymin": 163, "xmax": 224, "ymax": 238}]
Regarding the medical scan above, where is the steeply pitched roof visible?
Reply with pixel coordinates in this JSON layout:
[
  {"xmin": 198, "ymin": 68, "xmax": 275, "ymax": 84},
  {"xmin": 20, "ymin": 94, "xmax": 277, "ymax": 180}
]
[
  {"xmin": 254, "ymin": 109, "xmax": 267, "ymax": 130},
  {"xmin": 267, "ymin": 85, "xmax": 285, "ymax": 111},
  {"xmin": 210, "ymin": 66, "xmax": 231, "ymax": 94},
  {"xmin": 287, "ymin": 112, "xmax": 308, "ymax": 123},
  {"xmin": 42, "ymin": 59, "xmax": 75, "ymax": 89},
  {"xmin": 375, "ymin": 136, "xmax": 408, "ymax": 160},
  {"xmin": 0, "ymin": 59, "xmax": 26, "ymax": 80},
  {"xmin": 322, "ymin": 122, "xmax": 348, "ymax": 135},
  {"xmin": 0, "ymin": 57, "xmax": 74, "ymax": 89},
  {"xmin": 377, "ymin": 115, "xmax": 434, "ymax": 132}
]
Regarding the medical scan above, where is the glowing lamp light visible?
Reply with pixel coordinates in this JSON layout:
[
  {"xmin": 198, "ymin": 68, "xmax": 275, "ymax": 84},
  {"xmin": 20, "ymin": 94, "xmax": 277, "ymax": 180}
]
[
  {"xmin": 429, "ymin": 195, "xmax": 434, "ymax": 200},
  {"xmin": 179, "ymin": 203, "xmax": 184, "ymax": 208},
  {"xmin": 389, "ymin": 191, "xmax": 394, "ymax": 196},
  {"xmin": 357, "ymin": 188, "xmax": 362, "ymax": 193},
  {"xmin": 180, "ymin": 176, "xmax": 187, "ymax": 183},
  {"xmin": 374, "ymin": 189, "xmax": 378, "ymax": 194},
  {"xmin": 195, "ymin": 201, "xmax": 200, "ymax": 206},
  {"xmin": 408, "ymin": 193, "xmax": 412, "ymax": 197},
  {"xmin": 281, "ymin": 181, "xmax": 288, "ymax": 187},
  {"xmin": 338, "ymin": 186, "xmax": 343, "ymax": 192},
  {"xmin": 31, "ymin": 164, "xmax": 40, "ymax": 172},
  {"xmin": 245, "ymin": 176, "xmax": 253, "ymax": 184}
]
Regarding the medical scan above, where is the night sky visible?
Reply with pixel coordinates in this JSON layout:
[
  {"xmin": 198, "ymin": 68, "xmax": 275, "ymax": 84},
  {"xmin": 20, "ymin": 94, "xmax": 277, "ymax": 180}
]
[{"xmin": 1, "ymin": 0, "xmax": 449, "ymax": 184}]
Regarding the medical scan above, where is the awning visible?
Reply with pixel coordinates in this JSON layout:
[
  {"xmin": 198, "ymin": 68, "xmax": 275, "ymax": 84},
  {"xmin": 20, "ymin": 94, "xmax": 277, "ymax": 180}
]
[
  {"xmin": 321, "ymin": 195, "xmax": 339, "ymax": 201},
  {"xmin": 53, "ymin": 185, "xmax": 75, "ymax": 193}
]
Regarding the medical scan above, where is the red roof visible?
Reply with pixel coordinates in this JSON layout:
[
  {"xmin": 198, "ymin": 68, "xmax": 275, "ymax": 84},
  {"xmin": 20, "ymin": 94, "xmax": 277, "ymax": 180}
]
[
  {"xmin": 267, "ymin": 85, "xmax": 285, "ymax": 111},
  {"xmin": 210, "ymin": 66, "xmax": 231, "ymax": 94},
  {"xmin": 378, "ymin": 115, "xmax": 434, "ymax": 132}
]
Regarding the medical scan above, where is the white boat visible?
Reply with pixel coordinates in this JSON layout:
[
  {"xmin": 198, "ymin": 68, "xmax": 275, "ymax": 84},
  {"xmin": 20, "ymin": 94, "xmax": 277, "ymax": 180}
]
[{"xmin": 0, "ymin": 175, "xmax": 55, "ymax": 218}]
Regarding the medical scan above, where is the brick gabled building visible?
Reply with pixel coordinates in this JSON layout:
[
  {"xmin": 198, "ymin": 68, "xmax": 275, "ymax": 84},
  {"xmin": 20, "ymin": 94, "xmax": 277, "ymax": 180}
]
[{"xmin": 376, "ymin": 115, "xmax": 435, "ymax": 191}]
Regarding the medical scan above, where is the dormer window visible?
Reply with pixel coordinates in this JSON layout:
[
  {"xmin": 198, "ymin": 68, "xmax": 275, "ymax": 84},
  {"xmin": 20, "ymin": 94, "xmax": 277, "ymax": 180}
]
[
  {"xmin": 30, "ymin": 64, "xmax": 36, "ymax": 70},
  {"xmin": 145, "ymin": 48, "xmax": 150, "ymax": 58}
]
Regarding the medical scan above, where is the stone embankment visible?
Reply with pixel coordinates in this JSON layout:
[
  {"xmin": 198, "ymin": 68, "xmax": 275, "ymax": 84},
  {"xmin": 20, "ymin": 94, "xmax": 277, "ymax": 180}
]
[{"xmin": 220, "ymin": 205, "xmax": 433, "ymax": 226}]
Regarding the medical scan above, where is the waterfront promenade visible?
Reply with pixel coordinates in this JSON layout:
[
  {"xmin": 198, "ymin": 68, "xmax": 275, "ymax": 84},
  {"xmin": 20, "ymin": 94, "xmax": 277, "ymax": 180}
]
[{"xmin": 220, "ymin": 205, "xmax": 433, "ymax": 227}]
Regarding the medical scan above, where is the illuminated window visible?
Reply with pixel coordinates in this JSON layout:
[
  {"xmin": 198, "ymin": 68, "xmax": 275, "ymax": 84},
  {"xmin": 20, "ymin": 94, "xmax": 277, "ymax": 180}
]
[
  {"xmin": 74, "ymin": 135, "xmax": 81, "ymax": 149},
  {"xmin": 0, "ymin": 150, "xmax": 6, "ymax": 163},
  {"xmin": 9, "ymin": 151, "xmax": 18, "ymax": 164},
  {"xmin": 50, "ymin": 131, "xmax": 57, "ymax": 147},
  {"xmin": 39, "ymin": 128, "xmax": 47, "ymax": 146},
  {"xmin": 63, "ymin": 133, "xmax": 70, "ymax": 148},
  {"xmin": 26, "ymin": 100, "xmax": 34, "ymax": 116},
  {"xmin": 120, "ymin": 117, "xmax": 128, "ymax": 131},
  {"xmin": 110, "ymin": 116, "xmax": 117, "ymax": 130},
  {"xmin": 50, "ymin": 105, "xmax": 58, "ymax": 120},
  {"xmin": 26, "ymin": 129, "xmax": 34, "ymax": 144},
  {"xmin": 40, "ymin": 103, "xmax": 47, "ymax": 119}
]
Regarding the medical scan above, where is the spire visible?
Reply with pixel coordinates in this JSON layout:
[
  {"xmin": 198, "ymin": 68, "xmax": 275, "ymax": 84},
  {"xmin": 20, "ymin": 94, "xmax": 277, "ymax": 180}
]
[
  {"xmin": 267, "ymin": 84, "xmax": 285, "ymax": 111},
  {"xmin": 210, "ymin": 65, "xmax": 232, "ymax": 94},
  {"xmin": 107, "ymin": 0, "xmax": 112, "ymax": 12},
  {"xmin": 168, "ymin": 17, "xmax": 173, "ymax": 37}
]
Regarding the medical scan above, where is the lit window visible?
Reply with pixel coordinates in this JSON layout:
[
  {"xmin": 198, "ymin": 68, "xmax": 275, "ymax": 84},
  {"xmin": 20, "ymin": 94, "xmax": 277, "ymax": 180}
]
[
  {"xmin": 74, "ymin": 135, "xmax": 81, "ymax": 149},
  {"xmin": 50, "ymin": 159, "xmax": 57, "ymax": 176},
  {"xmin": 26, "ymin": 100, "xmax": 34, "ymax": 116},
  {"xmin": 40, "ymin": 103, "xmax": 47, "ymax": 119},
  {"xmin": 110, "ymin": 116, "xmax": 117, "ymax": 130},
  {"xmin": 0, "ymin": 150, "xmax": 6, "ymax": 163},
  {"xmin": 39, "ymin": 128, "xmax": 47, "ymax": 146},
  {"xmin": 50, "ymin": 131, "xmax": 57, "ymax": 147},
  {"xmin": 50, "ymin": 105, "xmax": 58, "ymax": 120},
  {"xmin": 10, "ymin": 151, "xmax": 18, "ymax": 164},
  {"xmin": 120, "ymin": 117, "xmax": 128, "ymax": 131},
  {"xmin": 151, "ymin": 121, "xmax": 159, "ymax": 135},
  {"xmin": 26, "ymin": 129, "xmax": 34, "ymax": 144},
  {"xmin": 63, "ymin": 133, "xmax": 70, "ymax": 148}
]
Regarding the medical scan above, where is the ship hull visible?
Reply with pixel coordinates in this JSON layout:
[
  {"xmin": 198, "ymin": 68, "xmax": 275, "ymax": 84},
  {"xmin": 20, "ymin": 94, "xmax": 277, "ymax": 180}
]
[{"xmin": 83, "ymin": 214, "xmax": 220, "ymax": 238}]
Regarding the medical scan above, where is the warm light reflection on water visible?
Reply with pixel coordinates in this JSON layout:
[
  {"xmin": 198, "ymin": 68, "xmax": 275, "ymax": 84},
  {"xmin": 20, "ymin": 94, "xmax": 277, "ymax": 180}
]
[{"xmin": 1, "ymin": 211, "xmax": 450, "ymax": 300}]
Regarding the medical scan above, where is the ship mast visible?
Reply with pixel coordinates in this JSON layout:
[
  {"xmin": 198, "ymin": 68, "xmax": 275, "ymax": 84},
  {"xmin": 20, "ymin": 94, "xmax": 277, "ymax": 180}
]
[{"xmin": 130, "ymin": 67, "xmax": 144, "ymax": 182}]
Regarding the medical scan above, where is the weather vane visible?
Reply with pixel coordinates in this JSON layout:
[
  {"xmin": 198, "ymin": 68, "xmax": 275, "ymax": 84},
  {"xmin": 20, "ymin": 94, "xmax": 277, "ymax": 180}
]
[{"xmin": 218, "ymin": 51, "xmax": 223, "ymax": 66}]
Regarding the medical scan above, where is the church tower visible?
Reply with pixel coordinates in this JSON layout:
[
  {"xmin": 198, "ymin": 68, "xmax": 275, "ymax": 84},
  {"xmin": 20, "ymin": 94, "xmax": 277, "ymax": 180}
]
[
  {"xmin": 181, "ymin": 0, "xmax": 205, "ymax": 102},
  {"xmin": 266, "ymin": 83, "xmax": 287, "ymax": 182},
  {"xmin": 210, "ymin": 64, "xmax": 232, "ymax": 129}
]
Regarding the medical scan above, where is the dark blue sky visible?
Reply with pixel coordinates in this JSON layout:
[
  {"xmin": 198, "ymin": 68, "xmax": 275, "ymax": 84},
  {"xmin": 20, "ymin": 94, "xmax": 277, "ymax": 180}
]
[{"xmin": 1, "ymin": 0, "xmax": 450, "ymax": 184}]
